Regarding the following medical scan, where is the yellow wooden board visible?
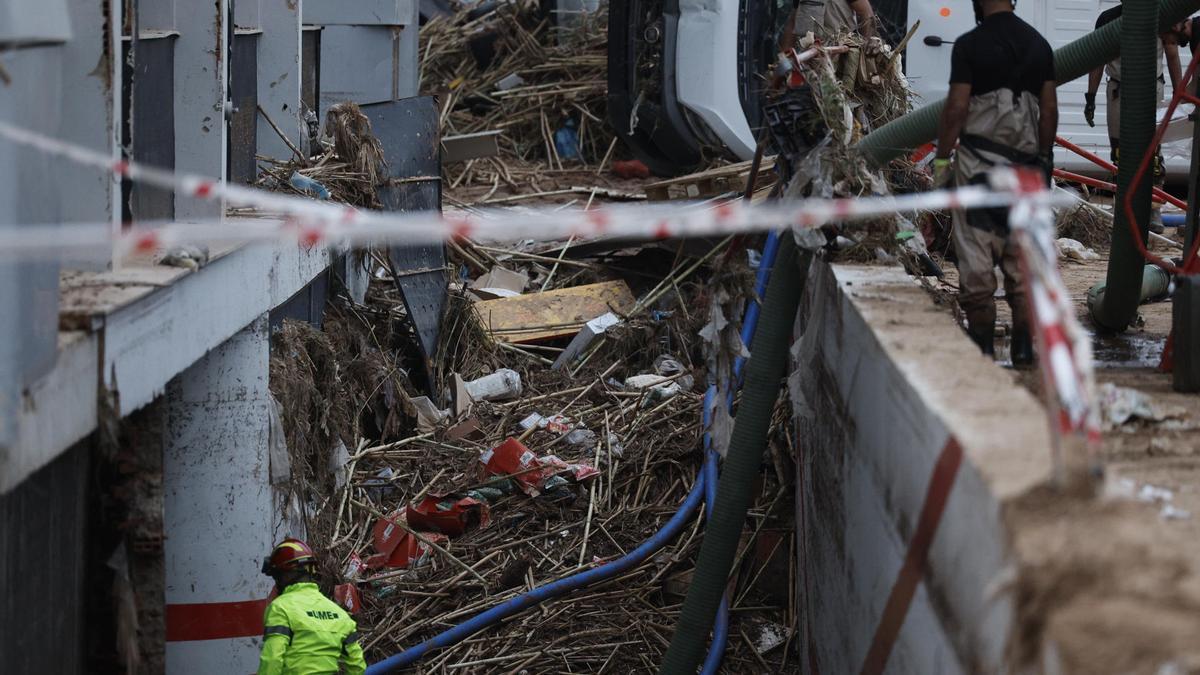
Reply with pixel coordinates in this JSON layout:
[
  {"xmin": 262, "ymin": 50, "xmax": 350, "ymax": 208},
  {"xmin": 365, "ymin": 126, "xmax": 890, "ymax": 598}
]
[{"xmin": 473, "ymin": 280, "xmax": 636, "ymax": 344}]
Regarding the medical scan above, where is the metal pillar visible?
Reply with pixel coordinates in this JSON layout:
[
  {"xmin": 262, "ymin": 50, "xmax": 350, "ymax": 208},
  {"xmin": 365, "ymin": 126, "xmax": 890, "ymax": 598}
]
[
  {"xmin": 256, "ymin": 0, "xmax": 303, "ymax": 162},
  {"xmin": 174, "ymin": 0, "xmax": 229, "ymax": 220},
  {"xmin": 1175, "ymin": 110, "xmax": 1200, "ymax": 391},
  {"xmin": 58, "ymin": 0, "xmax": 123, "ymax": 270},
  {"xmin": 306, "ymin": 0, "xmax": 419, "ymax": 116},
  {"xmin": 163, "ymin": 315, "xmax": 275, "ymax": 672}
]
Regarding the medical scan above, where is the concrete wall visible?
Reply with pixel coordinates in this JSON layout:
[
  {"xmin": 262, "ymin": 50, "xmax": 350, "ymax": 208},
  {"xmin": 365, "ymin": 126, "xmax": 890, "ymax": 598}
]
[{"xmin": 790, "ymin": 259, "xmax": 1055, "ymax": 674}]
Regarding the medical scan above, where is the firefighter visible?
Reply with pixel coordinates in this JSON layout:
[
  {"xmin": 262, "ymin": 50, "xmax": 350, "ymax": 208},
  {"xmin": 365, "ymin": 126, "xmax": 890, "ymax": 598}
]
[
  {"xmin": 258, "ymin": 538, "xmax": 366, "ymax": 675},
  {"xmin": 1083, "ymin": 0, "xmax": 1188, "ymax": 233},
  {"xmin": 933, "ymin": 0, "xmax": 1058, "ymax": 365}
]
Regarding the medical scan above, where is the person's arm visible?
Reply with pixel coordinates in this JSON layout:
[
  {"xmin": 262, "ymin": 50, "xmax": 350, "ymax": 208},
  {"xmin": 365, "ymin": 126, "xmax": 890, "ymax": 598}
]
[
  {"xmin": 1165, "ymin": 35, "xmax": 1183, "ymax": 91},
  {"xmin": 341, "ymin": 627, "xmax": 367, "ymax": 675},
  {"xmin": 1039, "ymin": 80, "xmax": 1059, "ymax": 154},
  {"xmin": 258, "ymin": 603, "xmax": 292, "ymax": 675},
  {"xmin": 936, "ymin": 84, "xmax": 971, "ymax": 159},
  {"xmin": 848, "ymin": 0, "xmax": 876, "ymax": 38},
  {"xmin": 1084, "ymin": 65, "xmax": 1102, "ymax": 127},
  {"xmin": 1087, "ymin": 65, "xmax": 1103, "ymax": 98}
]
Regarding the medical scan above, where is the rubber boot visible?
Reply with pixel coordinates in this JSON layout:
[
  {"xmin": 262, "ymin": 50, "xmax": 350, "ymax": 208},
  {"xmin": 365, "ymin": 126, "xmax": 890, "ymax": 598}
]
[
  {"xmin": 966, "ymin": 321, "xmax": 995, "ymax": 356},
  {"xmin": 1150, "ymin": 208, "xmax": 1165, "ymax": 235},
  {"xmin": 1011, "ymin": 326, "xmax": 1035, "ymax": 368}
]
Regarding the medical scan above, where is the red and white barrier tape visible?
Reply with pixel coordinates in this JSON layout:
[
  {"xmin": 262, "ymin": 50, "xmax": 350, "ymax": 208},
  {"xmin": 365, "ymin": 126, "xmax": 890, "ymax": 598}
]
[
  {"xmin": 0, "ymin": 121, "xmax": 1073, "ymax": 258},
  {"xmin": 1010, "ymin": 183, "xmax": 1104, "ymax": 463}
]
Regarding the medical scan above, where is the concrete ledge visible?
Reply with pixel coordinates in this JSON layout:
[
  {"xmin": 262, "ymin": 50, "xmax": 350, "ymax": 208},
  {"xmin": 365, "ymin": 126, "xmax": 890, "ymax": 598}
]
[
  {"xmin": 790, "ymin": 259, "xmax": 1054, "ymax": 673},
  {"xmin": 1, "ymin": 233, "xmax": 337, "ymax": 493}
]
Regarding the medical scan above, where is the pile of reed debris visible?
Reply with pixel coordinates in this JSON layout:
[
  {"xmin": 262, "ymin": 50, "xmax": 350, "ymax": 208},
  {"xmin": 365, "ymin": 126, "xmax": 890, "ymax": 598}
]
[
  {"xmin": 256, "ymin": 102, "xmax": 389, "ymax": 208},
  {"xmin": 420, "ymin": 0, "xmax": 613, "ymax": 182},
  {"xmin": 269, "ymin": 231, "xmax": 798, "ymax": 673}
]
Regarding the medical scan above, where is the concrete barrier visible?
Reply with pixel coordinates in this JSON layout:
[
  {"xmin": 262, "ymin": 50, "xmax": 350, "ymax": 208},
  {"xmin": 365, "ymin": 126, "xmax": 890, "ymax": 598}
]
[{"xmin": 789, "ymin": 259, "xmax": 1055, "ymax": 674}]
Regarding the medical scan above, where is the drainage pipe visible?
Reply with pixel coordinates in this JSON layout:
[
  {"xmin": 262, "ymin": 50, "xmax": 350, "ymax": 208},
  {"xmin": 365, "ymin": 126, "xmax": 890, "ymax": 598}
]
[
  {"xmin": 660, "ymin": 234, "xmax": 811, "ymax": 674},
  {"xmin": 1086, "ymin": 263, "xmax": 1173, "ymax": 314},
  {"xmin": 856, "ymin": 0, "xmax": 1200, "ymax": 167},
  {"xmin": 1094, "ymin": 0, "xmax": 1160, "ymax": 332},
  {"xmin": 699, "ymin": 228, "xmax": 784, "ymax": 674}
]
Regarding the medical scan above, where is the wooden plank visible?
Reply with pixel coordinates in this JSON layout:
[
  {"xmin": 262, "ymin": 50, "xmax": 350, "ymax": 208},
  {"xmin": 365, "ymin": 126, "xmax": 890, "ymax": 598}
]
[
  {"xmin": 642, "ymin": 157, "xmax": 778, "ymax": 201},
  {"xmin": 473, "ymin": 280, "xmax": 636, "ymax": 344}
]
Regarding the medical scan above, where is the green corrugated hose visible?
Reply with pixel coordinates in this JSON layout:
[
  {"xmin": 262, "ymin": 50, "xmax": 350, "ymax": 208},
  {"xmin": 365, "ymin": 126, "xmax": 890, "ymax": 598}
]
[
  {"xmin": 659, "ymin": 234, "xmax": 811, "ymax": 673},
  {"xmin": 1095, "ymin": 0, "xmax": 1160, "ymax": 331},
  {"xmin": 857, "ymin": 0, "xmax": 1200, "ymax": 167}
]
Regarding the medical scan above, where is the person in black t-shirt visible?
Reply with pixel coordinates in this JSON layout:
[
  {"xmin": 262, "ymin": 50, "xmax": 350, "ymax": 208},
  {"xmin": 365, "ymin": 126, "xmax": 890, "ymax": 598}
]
[{"xmin": 933, "ymin": 0, "xmax": 1058, "ymax": 365}]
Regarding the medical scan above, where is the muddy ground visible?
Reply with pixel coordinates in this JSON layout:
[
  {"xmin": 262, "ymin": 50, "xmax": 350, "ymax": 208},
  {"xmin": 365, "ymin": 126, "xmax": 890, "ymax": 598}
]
[{"xmin": 935, "ymin": 230, "xmax": 1200, "ymax": 674}]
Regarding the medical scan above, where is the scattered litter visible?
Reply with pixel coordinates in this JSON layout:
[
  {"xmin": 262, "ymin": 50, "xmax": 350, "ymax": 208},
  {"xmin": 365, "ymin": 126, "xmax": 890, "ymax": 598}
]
[
  {"xmin": 552, "ymin": 311, "xmax": 623, "ymax": 370},
  {"xmin": 469, "ymin": 266, "xmax": 529, "ymax": 301},
  {"xmin": 1161, "ymin": 504, "xmax": 1192, "ymax": 521},
  {"xmin": 754, "ymin": 622, "xmax": 790, "ymax": 655},
  {"xmin": 1137, "ymin": 483, "xmax": 1175, "ymax": 503},
  {"xmin": 1099, "ymin": 382, "xmax": 1184, "ymax": 429},
  {"xmin": 464, "ymin": 368, "xmax": 523, "ymax": 401},
  {"xmin": 441, "ymin": 130, "xmax": 502, "ymax": 164},
  {"xmin": 366, "ymin": 513, "xmax": 445, "ymax": 570},
  {"xmin": 333, "ymin": 583, "xmax": 362, "ymax": 614},
  {"xmin": 343, "ymin": 553, "xmax": 366, "ymax": 582},
  {"xmin": 1056, "ymin": 237, "xmax": 1100, "ymax": 262},
  {"xmin": 446, "ymin": 417, "xmax": 485, "ymax": 442},
  {"xmin": 1113, "ymin": 478, "xmax": 1192, "ymax": 521},
  {"xmin": 654, "ymin": 355, "xmax": 694, "ymax": 391},
  {"xmin": 451, "ymin": 373, "xmax": 474, "ymax": 419},
  {"xmin": 564, "ymin": 428, "xmax": 597, "ymax": 447},
  {"xmin": 290, "ymin": 171, "xmax": 331, "ymax": 200},
  {"xmin": 479, "ymin": 438, "xmax": 597, "ymax": 497},
  {"xmin": 494, "ymin": 72, "xmax": 525, "ymax": 91},
  {"xmin": 360, "ymin": 468, "xmax": 396, "ymax": 503},
  {"xmin": 406, "ymin": 494, "xmax": 491, "ymax": 536},
  {"xmin": 611, "ymin": 159, "xmax": 651, "ymax": 179},
  {"xmin": 160, "ymin": 245, "xmax": 210, "ymax": 270},
  {"xmin": 553, "ymin": 119, "xmax": 581, "ymax": 161},
  {"xmin": 518, "ymin": 412, "xmax": 573, "ymax": 433},
  {"xmin": 409, "ymin": 395, "xmax": 450, "ymax": 431}
]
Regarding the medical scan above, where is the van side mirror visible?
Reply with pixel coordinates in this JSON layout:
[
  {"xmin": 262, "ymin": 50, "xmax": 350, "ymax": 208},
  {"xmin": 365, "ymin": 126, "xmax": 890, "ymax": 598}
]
[{"xmin": 923, "ymin": 35, "xmax": 952, "ymax": 47}]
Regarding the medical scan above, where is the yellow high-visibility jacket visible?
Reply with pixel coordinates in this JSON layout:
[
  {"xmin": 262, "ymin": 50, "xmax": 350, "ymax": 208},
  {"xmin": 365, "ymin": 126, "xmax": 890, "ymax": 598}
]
[{"xmin": 258, "ymin": 582, "xmax": 366, "ymax": 675}]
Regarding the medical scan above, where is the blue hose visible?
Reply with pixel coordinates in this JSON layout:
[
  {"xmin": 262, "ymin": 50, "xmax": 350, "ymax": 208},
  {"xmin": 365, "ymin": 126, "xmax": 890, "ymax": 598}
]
[
  {"xmin": 366, "ymin": 477, "xmax": 707, "ymax": 673},
  {"xmin": 366, "ymin": 232, "xmax": 784, "ymax": 674}
]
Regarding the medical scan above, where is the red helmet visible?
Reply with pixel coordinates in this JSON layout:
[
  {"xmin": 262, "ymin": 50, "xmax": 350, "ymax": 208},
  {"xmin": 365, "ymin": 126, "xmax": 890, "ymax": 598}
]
[{"xmin": 262, "ymin": 538, "xmax": 316, "ymax": 575}]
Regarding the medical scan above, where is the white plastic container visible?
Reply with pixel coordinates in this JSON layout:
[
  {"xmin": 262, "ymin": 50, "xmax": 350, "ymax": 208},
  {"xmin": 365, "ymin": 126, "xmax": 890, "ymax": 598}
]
[{"xmin": 465, "ymin": 368, "xmax": 523, "ymax": 401}]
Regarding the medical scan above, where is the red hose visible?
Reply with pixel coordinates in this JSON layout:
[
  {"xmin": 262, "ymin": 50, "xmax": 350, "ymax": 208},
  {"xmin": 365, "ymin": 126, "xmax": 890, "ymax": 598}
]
[
  {"xmin": 1122, "ymin": 55, "xmax": 1200, "ymax": 274},
  {"xmin": 1052, "ymin": 169, "xmax": 1181, "ymax": 208},
  {"xmin": 1055, "ymin": 136, "xmax": 1117, "ymax": 173},
  {"xmin": 1054, "ymin": 137, "xmax": 1186, "ymax": 209}
]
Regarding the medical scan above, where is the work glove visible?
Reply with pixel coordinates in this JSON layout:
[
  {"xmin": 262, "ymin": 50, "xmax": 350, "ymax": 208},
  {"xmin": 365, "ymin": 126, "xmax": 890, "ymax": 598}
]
[
  {"xmin": 1084, "ymin": 92, "xmax": 1097, "ymax": 128},
  {"xmin": 932, "ymin": 157, "xmax": 953, "ymax": 189}
]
